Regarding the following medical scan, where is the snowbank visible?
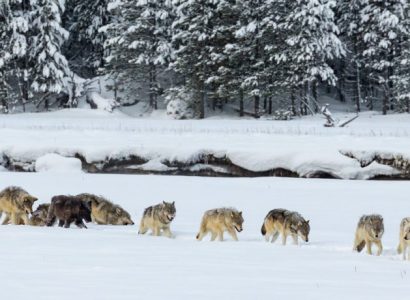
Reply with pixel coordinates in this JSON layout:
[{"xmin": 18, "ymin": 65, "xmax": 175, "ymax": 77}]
[
  {"xmin": 35, "ymin": 153, "xmax": 83, "ymax": 173},
  {"xmin": 0, "ymin": 110, "xmax": 408, "ymax": 179}
]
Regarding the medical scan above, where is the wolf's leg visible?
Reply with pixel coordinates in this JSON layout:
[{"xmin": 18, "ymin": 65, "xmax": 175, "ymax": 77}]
[
  {"xmin": 375, "ymin": 240, "xmax": 383, "ymax": 256},
  {"xmin": 20, "ymin": 214, "xmax": 30, "ymax": 225},
  {"xmin": 153, "ymin": 226, "xmax": 161, "ymax": 236},
  {"xmin": 406, "ymin": 245, "xmax": 410, "ymax": 261},
  {"xmin": 58, "ymin": 219, "xmax": 65, "ymax": 227},
  {"xmin": 64, "ymin": 219, "xmax": 73, "ymax": 228},
  {"xmin": 163, "ymin": 227, "xmax": 173, "ymax": 238},
  {"xmin": 10, "ymin": 213, "xmax": 20, "ymax": 225},
  {"xmin": 264, "ymin": 231, "xmax": 271, "ymax": 242},
  {"xmin": 291, "ymin": 233, "xmax": 299, "ymax": 245},
  {"xmin": 210, "ymin": 231, "xmax": 217, "ymax": 241},
  {"xmin": 271, "ymin": 231, "xmax": 280, "ymax": 243},
  {"xmin": 365, "ymin": 240, "xmax": 373, "ymax": 255},
  {"xmin": 397, "ymin": 240, "xmax": 403, "ymax": 254},
  {"xmin": 281, "ymin": 229, "xmax": 288, "ymax": 245},
  {"xmin": 227, "ymin": 227, "xmax": 238, "ymax": 241},
  {"xmin": 2, "ymin": 213, "xmax": 10, "ymax": 225},
  {"xmin": 217, "ymin": 230, "xmax": 224, "ymax": 241}
]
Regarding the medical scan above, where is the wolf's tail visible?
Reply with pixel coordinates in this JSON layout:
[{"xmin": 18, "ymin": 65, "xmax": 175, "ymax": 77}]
[
  {"xmin": 261, "ymin": 222, "xmax": 266, "ymax": 236},
  {"xmin": 196, "ymin": 220, "xmax": 207, "ymax": 240}
]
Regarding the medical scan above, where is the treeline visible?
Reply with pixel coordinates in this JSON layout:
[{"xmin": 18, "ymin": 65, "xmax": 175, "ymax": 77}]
[{"xmin": 0, "ymin": 0, "xmax": 409, "ymax": 117}]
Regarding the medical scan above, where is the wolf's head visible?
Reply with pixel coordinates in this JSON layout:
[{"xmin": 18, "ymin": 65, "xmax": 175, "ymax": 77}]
[
  {"xmin": 22, "ymin": 195, "xmax": 38, "ymax": 214},
  {"xmin": 162, "ymin": 201, "xmax": 176, "ymax": 222},
  {"xmin": 231, "ymin": 211, "xmax": 244, "ymax": 232},
  {"xmin": 114, "ymin": 206, "xmax": 135, "ymax": 225},
  {"xmin": 32, "ymin": 203, "xmax": 50, "ymax": 219},
  {"xmin": 369, "ymin": 216, "xmax": 384, "ymax": 239},
  {"xmin": 291, "ymin": 220, "xmax": 310, "ymax": 242}
]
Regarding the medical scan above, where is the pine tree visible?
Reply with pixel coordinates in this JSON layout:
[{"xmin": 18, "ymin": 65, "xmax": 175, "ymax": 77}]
[
  {"xmin": 358, "ymin": 0, "xmax": 407, "ymax": 115},
  {"xmin": 0, "ymin": 1, "xmax": 12, "ymax": 112},
  {"xmin": 65, "ymin": 0, "xmax": 109, "ymax": 76},
  {"xmin": 274, "ymin": 0, "xmax": 345, "ymax": 115},
  {"xmin": 103, "ymin": 0, "xmax": 173, "ymax": 108},
  {"xmin": 172, "ymin": 0, "xmax": 237, "ymax": 118},
  {"xmin": 30, "ymin": 0, "xmax": 71, "ymax": 109},
  {"xmin": 8, "ymin": 0, "xmax": 33, "ymax": 110},
  {"xmin": 337, "ymin": 0, "xmax": 365, "ymax": 112}
]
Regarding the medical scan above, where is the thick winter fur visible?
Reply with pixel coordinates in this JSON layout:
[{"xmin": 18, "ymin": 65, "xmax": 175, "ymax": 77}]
[
  {"xmin": 397, "ymin": 217, "xmax": 410, "ymax": 260},
  {"xmin": 138, "ymin": 201, "xmax": 176, "ymax": 238},
  {"xmin": 46, "ymin": 195, "xmax": 92, "ymax": 228},
  {"xmin": 196, "ymin": 208, "xmax": 244, "ymax": 241},
  {"xmin": 29, "ymin": 204, "xmax": 50, "ymax": 226},
  {"xmin": 0, "ymin": 186, "xmax": 38, "ymax": 225},
  {"xmin": 77, "ymin": 193, "xmax": 134, "ymax": 225},
  {"xmin": 353, "ymin": 214, "xmax": 384, "ymax": 256},
  {"xmin": 261, "ymin": 209, "xmax": 310, "ymax": 245}
]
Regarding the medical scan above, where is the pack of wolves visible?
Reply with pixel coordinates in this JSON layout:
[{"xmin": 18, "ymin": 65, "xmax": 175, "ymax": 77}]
[{"xmin": 0, "ymin": 186, "xmax": 409, "ymax": 260}]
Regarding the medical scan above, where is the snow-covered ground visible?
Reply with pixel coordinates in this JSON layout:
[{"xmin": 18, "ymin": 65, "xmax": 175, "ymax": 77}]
[
  {"xmin": 0, "ymin": 172, "xmax": 409, "ymax": 299},
  {"xmin": 0, "ymin": 109, "xmax": 409, "ymax": 178}
]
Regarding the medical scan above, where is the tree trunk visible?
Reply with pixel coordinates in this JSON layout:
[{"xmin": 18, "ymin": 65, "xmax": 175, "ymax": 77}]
[
  {"xmin": 290, "ymin": 89, "xmax": 296, "ymax": 115},
  {"xmin": 239, "ymin": 89, "xmax": 244, "ymax": 117},
  {"xmin": 382, "ymin": 88, "xmax": 388, "ymax": 115},
  {"xmin": 254, "ymin": 95, "xmax": 260, "ymax": 117},
  {"xmin": 268, "ymin": 97, "xmax": 272, "ymax": 115},
  {"xmin": 312, "ymin": 82, "xmax": 318, "ymax": 113},
  {"xmin": 354, "ymin": 64, "xmax": 361, "ymax": 113},
  {"xmin": 263, "ymin": 96, "xmax": 267, "ymax": 111}
]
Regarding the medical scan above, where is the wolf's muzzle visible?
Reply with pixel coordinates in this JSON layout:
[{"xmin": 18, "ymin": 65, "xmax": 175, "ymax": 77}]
[{"xmin": 234, "ymin": 226, "xmax": 243, "ymax": 232}]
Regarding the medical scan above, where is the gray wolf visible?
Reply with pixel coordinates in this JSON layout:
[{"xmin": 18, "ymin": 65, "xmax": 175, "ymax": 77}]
[
  {"xmin": 397, "ymin": 217, "xmax": 410, "ymax": 260},
  {"xmin": 261, "ymin": 209, "xmax": 310, "ymax": 245},
  {"xmin": 196, "ymin": 208, "xmax": 243, "ymax": 241},
  {"xmin": 77, "ymin": 193, "xmax": 134, "ymax": 225},
  {"xmin": 46, "ymin": 195, "xmax": 92, "ymax": 228},
  {"xmin": 29, "ymin": 204, "xmax": 51, "ymax": 226},
  {"xmin": 0, "ymin": 186, "xmax": 38, "ymax": 225},
  {"xmin": 138, "ymin": 201, "xmax": 176, "ymax": 238},
  {"xmin": 353, "ymin": 214, "xmax": 384, "ymax": 255}
]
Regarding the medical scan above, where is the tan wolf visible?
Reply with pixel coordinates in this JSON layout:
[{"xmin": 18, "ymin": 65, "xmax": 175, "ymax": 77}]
[
  {"xmin": 196, "ymin": 208, "xmax": 243, "ymax": 241},
  {"xmin": 0, "ymin": 186, "xmax": 38, "ymax": 225},
  {"xmin": 77, "ymin": 193, "xmax": 134, "ymax": 225},
  {"xmin": 261, "ymin": 209, "xmax": 310, "ymax": 245},
  {"xmin": 138, "ymin": 201, "xmax": 176, "ymax": 237},
  {"xmin": 397, "ymin": 217, "xmax": 410, "ymax": 260},
  {"xmin": 353, "ymin": 214, "xmax": 384, "ymax": 256}
]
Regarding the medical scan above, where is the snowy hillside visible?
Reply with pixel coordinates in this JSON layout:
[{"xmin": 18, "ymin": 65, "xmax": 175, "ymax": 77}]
[{"xmin": 0, "ymin": 172, "xmax": 409, "ymax": 300}]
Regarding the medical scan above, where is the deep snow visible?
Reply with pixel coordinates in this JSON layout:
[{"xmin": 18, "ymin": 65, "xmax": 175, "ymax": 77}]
[{"xmin": 0, "ymin": 172, "xmax": 409, "ymax": 299}]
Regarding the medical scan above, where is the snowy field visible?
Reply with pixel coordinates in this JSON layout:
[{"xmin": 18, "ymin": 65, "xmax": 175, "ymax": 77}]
[
  {"xmin": 0, "ymin": 172, "xmax": 409, "ymax": 300},
  {"xmin": 0, "ymin": 109, "xmax": 409, "ymax": 178}
]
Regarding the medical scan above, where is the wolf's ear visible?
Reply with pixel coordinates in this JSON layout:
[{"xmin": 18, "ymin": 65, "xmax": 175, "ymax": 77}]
[
  {"xmin": 172, "ymin": 201, "xmax": 175, "ymax": 206},
  {"xmin": 31, "ymin": 196, "xmax": 38, "ymax": 202},
  {"xmin": 239, "ymin": 211, "xmax": 242, "ymax": 216},
  {"xmin": 306, "ymin": 220, "xmax": 310, "ymax": 224},
  {"xmin": 163, "ymin": 201, "xmax": 166, "ymax": 205}
]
